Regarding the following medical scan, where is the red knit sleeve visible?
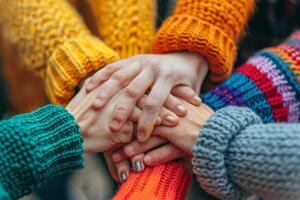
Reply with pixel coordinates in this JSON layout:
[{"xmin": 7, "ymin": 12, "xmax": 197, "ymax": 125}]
[
  {"xmin": 112, "ymin": 163, "xmax": 192, "ymax": 200},
  {"xmin": 152, "ymin": 0, "xmax": 255, "ymax": 86}
]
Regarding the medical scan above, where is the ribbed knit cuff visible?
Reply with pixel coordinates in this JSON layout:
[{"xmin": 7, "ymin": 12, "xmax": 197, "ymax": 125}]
[
  {"xmin": 152, "ymin": 15, "xmax": 236, "ymax": 84},
  {"xmin": 192, "ymin": 106, "xmax": 262, "ymax": 200},
  {"xmin": 46, "ymin": 35, "xmax": 119, "ymax": 105},
  {"xmin": 0, "ymin": 105, "xmax": 83, "ymax": 199},
  {"xmin": 0, "ymin": 184, "xmax": 9, "ymax": 200},
  {"xmin": 112, "ymin": 162, "xmax": 192, "ymax": 200}
]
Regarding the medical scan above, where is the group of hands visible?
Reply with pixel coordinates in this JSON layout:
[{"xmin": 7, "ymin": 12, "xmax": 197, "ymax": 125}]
[{"xmin": 66, "ymin": 52, "xmax": 214, "ymax": 183}]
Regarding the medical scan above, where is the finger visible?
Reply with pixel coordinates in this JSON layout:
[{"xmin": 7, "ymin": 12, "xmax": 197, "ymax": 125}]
[
  {"xmin": 93, "ymin": 61, "xmax": 141, "ymax": 109},
  {"xmin": 123, "ymin": 136, "xmax": 167, "ymax": 157},
  {"xmin": 138, "ymin": 97, "xmax": 175, "ymax": 126},
  {"xmin": 171, "ymin": 85, "xmax": 202, "ymax": 106},
  {"xmin": 143, "ymin": 144, "xmax": 185, "ymax": 166},
  {"xmin": 164, "ymin": 94, "xmax": 187, "ymax": 117},
  {"xmin": 66, "ymin": 77, "xmax": 91, "ymax": 111},
  {"xmin": 115, "ymin": 159, "xmax": 131, "ymax": 183},
  {"xmin": 159, "ymin": 106, "xmax": 179, "ymax": 127},
  {"xmin": 109, "ymin": 68, "xmax": 154, "ymax": 131},
  {"xmin": 112, "ymin": 148, "xmax": 128, "ymax": 163},
  {"xmin": 131, "ymin": 154, "xmax": 145, "ymax": 172},
  {"xmin": 86, "ymin": 59, "xmax": 131, "ymax": 92},
  {"xmin": 104, "ymin": 153, "xmax": 119, "ymax": 181},
  {"xmin": 137, "ymin": 78, "xmax": 173, "ymax": 142},
  {"xmin": 137, "ymin": 97, "xmax": 162, "ymax": 125}
]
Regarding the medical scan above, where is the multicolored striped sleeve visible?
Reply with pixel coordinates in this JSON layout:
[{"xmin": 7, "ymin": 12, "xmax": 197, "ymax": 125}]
[{"xmin": 201, "ymin": 31, "xmax": 300, "ymax": 123}]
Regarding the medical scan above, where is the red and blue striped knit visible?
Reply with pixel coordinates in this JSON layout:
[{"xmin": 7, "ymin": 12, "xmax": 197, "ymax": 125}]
[{"xmin": 113, "ymin": 31, "xmax": 300, "ymax": 200}]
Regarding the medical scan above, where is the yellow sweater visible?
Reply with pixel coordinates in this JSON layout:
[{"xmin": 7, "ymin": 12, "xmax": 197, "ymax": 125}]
[
  {"xmin": 0, "ymin": 0, "xmax": 155, "ymax": 106},
  {"xmin": 0, "ymin": 0, "xmax": 254, "ymax": 108}
]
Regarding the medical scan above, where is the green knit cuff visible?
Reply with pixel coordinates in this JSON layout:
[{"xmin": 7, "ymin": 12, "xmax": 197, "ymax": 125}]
[
  {"xmin": 0, "ymin": 184, "xmax": 9, "ymax": 200},
  {"xmin": 0, "ymin": 105, "xmax": 83, "ymax": 199}
]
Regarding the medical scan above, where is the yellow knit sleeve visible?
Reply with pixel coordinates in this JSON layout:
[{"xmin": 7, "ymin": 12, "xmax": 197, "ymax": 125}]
[
  {"xmin": 85, "ymin": 0, "xmax": 156, "ymax": 58},
  {"xmin": 152, "ymin": 0, "xmax": 255, "ymax": 85},
  {"xmin": 0, "ymin": 0, "xmax": 119, "ymax": 105}
]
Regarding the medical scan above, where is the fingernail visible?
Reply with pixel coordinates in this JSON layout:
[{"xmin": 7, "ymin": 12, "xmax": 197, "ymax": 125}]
[
  {"xmin": 177, "ymin": 105, "xmax": 186, "ymax": 113},
  {"xmin": 94, "ymin": 98, "xmax": 103, "ymax": 107},
  {"xmin": 134, "ymin": 160, "xmax": 143, "ymax": 172},
  {"xmin": 110, "ymin": 119, "xmax": 120, "ymax": 130},
  {"xmin": 125, "ymin": 145, "xmax": 134, "ymax": 156},
  {"xmin": 193, "ymin": 96, "xmax": 202, "ymax": 104},
  {"xmin": 86, "ymin": 82, "xmax": 94, "ymax": 90},
  {"xmin": 144, "ymin": 156, "xmax": 151, "ymax": 164},
  {"xmin": 120, "ymin": 172, "xmax": 128, "ymax": 183},
  {"xmin": 165, "ymin": 115, "xmax": 177, "ymax": 123}
]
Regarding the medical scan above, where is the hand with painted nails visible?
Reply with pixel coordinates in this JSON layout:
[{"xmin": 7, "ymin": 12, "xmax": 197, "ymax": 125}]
[
  {"xmin": 85, "ymin": 52, "xmax": 208, "ymax": 143},
  {"xmin": 111, "ymin": 100, "xmax": 214, "ymax": 174}
]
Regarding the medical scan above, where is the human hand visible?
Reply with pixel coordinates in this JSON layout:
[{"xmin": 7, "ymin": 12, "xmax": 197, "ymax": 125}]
[
  {"xmin": 114, "ymin": 100, "xmax": 214, "ymax": 168},
  {"xmin": 85, "ymin": 52, "xmax": 208, "ymax": 142},
  {"xmin": 66, "ymin": 80, "xmax": 136, "ymax": 153}
]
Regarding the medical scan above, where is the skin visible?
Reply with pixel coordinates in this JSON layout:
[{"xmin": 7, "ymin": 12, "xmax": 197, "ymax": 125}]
[
  {"xmin": 111, "ymin": 100, "xmax": 214, "ymax": 181},
  {"xmin": 85, "ymin": 52, "xmax": 208, "ymax": 143}
]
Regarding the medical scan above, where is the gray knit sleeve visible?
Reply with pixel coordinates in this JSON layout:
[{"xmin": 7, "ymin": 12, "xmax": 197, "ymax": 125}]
[{"xmin": 192, "ymin": 106, "xmax": 300, "ymax": 200}]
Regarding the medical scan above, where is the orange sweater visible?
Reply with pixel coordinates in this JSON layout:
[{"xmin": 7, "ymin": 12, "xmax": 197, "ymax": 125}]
[{"xmin": 153, "ymin": 0, "xmax": 255, "ymax": 86}]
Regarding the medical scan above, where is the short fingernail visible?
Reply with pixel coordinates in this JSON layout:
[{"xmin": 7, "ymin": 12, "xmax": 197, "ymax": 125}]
[
  {"xmin": 144, "ymin": 156, "xmax": 151, "ymax": 164},
  {"xmin": 193, "ymin": 96, "xmax": 202, "ymax": 104},
  {"xmin": 86, "ymin": 82, "xmax": 94, "ymax": 90},
  {"xmin": 177, "ymin": 105, "xmax": 186, "ymax": 113},
  {"xmin": 94, "ymin": 98, "xmax": 103, "ymax": 107},
  {"xmin": 134, "ymin": 160, "xmax": 143, "ymax": 172},
  {"xmin": 120, "ymin": 172, "xmax": 128, "ymax": 183},
  {"xmin": 165, "ymin": 115, "xmax": 177, "ymax": 123},
  {"xmin": 125, "ymin": 145, "xmax": 134, "ymax": 156}
]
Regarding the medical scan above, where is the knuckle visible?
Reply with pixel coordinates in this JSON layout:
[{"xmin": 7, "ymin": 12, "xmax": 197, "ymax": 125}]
[
  {"xmin": 111, "ymin": 72, "xmax": 126, "ymax": 83},
  {"xmin": 161, "ymin": 65, "xmax": 176, "ymax": 81},
  {"xmin": 143, "ymin": 99, "xmax": 160, "ymax": 112},
  {"xmin": 125, "ymin": 87, "xmax": 141, "ymax": 99},
  {"xmin": 106, "ymin": 64, "xmax": 116, "ymax": 72}
]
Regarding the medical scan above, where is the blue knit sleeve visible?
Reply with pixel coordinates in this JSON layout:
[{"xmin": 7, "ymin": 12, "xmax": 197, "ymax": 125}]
[
  {"xmin": 0, "ymin": 105, "xmax": 84, "ymax": 199},
  {"xmin": 192, "ymin": 106, "xmax": 300, "ymax": 200}
]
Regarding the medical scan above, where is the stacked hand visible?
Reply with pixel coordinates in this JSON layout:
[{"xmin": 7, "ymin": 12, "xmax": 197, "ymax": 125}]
[{"xmin": 66, "ymin": 52, "xmax": 213, "ymax": 182}]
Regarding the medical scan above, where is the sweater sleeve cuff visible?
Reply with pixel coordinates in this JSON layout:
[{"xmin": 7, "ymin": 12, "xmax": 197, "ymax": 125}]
[
  {"xmin": 192, "ymin": 106, "xmax": 262, "ymax": 200},
  {"xmin": 152, "ymin": 15, "xmax": 236, "ymax": 84},
  {"xmin": 45, "ymin": 35, "xmax": 119, "ymax": 105},
  {"xmin": 1, "ymin": 105, "xmax": 83, "ymax": 199},
  {"xmin": 112, "ymin": 163, "xmax": 192, "ymax": 200}
]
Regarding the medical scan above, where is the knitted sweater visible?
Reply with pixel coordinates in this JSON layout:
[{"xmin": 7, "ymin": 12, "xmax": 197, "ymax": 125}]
[
  {"xmin": 0, "ymin": 105, "xmax": 83, "ymax": 200},
  {"xmin": 111, "ymin": 31, "xmax": 300, "ymax": 200},
  {"xmin": 192, "ymin": 106, "xmax": 300, "ymax": 200},
  {"xmin": 0, "ymin": 0, "xmax": 254, "ymax": 107}
]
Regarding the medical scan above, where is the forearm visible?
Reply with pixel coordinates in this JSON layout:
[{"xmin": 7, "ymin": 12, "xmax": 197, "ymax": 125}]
[
  {"xmin": 0, "ymin": 0, "xmax": 119, "ymax": 105},
  {"xmin": 192, "ymin": 106, "xmax": 300, "ymax": 200},
  {"xmin": 0, "ymin": 105, "xmax": 83, "ymax": 199},
  {"xmin": 153, "ymin": 0, "xmax": 255, "ymax": 85},
  {"xmin": 202, "ymin": 31, "xmax": 300, "ymax": 123}
]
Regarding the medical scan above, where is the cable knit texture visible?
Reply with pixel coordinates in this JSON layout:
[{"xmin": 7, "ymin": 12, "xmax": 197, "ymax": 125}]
[
  {"xmin": 0, "ymin": 105, "xmax": 83, "ymax": 200},
  {"xmin": 153, "ymin": 0, "xmax": 255, "ymax": 85},
  {"xmin": 86, "ymin": 0, "xmax": 156, "ymax": 58},
  {"xmin": 202, "ymin": 31, "xmax": 300, "ymax": 123},
  {"xmin": 192, "ymin": 106, "xmax": 300, "ymax": 200},
  {"xmin": 0, "ymin": 0, "xmax": 119, "ymax": 105},
  {"xmin": 112, "ymin": 163, "xmax": 192, "ymax": 200}
]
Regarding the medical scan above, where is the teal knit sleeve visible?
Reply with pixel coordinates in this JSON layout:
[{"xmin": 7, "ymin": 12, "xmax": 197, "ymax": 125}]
[
  {"xmin": 192, "ymin": 106, "xmax": 300, "ymax": 200},
  {"xmin": 0, "ymin": 105, "xmax": 84, "ymax": 200}
]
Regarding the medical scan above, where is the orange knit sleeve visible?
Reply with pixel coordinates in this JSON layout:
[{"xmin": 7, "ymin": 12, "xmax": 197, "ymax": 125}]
[
  {"xmin": 152, "ymin": 0, "xmax": 255, "ymax": 85},
  {"xmin": 112, "ymin": 163, "xmax": 192, "ymax": 200},
  {"xmin": 0, "ymin": 0, "xmax": 118, "ymax": 105}
]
